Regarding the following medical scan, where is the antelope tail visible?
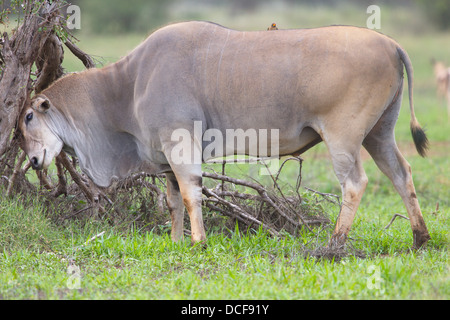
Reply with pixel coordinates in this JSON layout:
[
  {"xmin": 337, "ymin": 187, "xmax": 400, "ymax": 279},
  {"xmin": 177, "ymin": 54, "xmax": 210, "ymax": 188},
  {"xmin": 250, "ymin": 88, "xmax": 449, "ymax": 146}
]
[{"xmin": 397, "ymin": 47, "xmax": 429, "ymax": 157}]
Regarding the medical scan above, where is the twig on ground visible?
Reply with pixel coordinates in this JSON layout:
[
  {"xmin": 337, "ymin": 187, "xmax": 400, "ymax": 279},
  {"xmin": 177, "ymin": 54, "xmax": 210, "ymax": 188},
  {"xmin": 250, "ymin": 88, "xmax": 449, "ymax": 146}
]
[
  {"xmin": 384, "ymin": 213, "xmax": 410, "ymax": 230},
  {"xmin": 84, "ymin": 231, "xmax": 106, "ymax": 245},
  {"xmin": 304, "ymin": 187, "xmax": 341, "ymax": 206},
  {"xmin": 262, "ymin": 159, "xmax": 314, "ymax": 233},
  {"xmin": 203, "ymin": 186, "xmax": 280, "ymax": 237}
]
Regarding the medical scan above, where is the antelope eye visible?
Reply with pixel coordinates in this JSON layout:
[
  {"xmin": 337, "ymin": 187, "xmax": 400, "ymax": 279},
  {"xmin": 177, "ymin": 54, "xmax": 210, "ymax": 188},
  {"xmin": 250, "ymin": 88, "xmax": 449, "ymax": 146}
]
[{"xmin": 25, "ymin": 112, "xmax": 33, "ymax": 124}]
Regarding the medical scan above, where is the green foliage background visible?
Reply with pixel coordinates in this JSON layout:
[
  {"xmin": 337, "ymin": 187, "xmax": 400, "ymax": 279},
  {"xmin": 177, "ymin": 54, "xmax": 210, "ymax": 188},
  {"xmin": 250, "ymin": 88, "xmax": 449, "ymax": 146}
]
[
  {"xmin": 75, "ymin": 0, "xmax": 175, "ymax": 34},
  {"xmin": 67, "ymin": 0, "xmax": 450, "ymax": 33},
  {"xmin": 416, "ymin": 0, "xmax": 450, "ymax": 30}
]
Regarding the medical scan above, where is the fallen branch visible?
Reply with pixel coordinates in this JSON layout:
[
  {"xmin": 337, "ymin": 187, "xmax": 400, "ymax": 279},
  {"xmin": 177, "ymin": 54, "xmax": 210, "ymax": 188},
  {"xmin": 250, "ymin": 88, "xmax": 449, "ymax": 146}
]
[
  {"xmin": 304, "ymin": 187, "xmax": 341, "ymax": 206},
  {"xmin": 84, "ymin": 231, "xmax": 106, "ymax": 245},
  {"xmin": 203, "ymin": 171, "xmax": 301, "ymax": 227},
  {"xmin": 57, "ymin": 151, "xmax": 105, "ymax": 214},
  {"xmin": 202, "ymin": 162, "xmax": 330, "ymax": 236},
  {"xmin": 37, "ymin": 169, "xmax": 54, "ymax": 190},
  {"xmin": 203, "ymin": 186, "xmax": 280, "ymax": 237},
  {"xmin": 262, "ymin": 159, "xmax": 315, "ymax": 233}
]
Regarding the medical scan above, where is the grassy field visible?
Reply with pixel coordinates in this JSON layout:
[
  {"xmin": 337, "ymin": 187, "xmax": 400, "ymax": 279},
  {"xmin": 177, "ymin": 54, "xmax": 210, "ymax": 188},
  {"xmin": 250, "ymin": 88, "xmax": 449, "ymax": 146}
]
[
  {"xmin": 0, "ymin": 179, "xmax": 448, "ymax": 300},
  {"xmin": 1, "ymin": 4, "xmax": 449, "ymax": 300}
]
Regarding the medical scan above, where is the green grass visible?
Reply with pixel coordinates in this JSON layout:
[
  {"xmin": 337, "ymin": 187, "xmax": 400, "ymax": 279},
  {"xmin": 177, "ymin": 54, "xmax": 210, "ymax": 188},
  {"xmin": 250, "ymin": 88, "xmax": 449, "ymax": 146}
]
[
  {"xmin": 1, "ymin": 148, "xmax": 448, "ymax": 300},
  {"xmin": 1, "ymin": 4, "xmax": 449, "ymax": 300},
  {"xmin": 0, "ymin": 192, "xmax": 448, "ymax": 300}
]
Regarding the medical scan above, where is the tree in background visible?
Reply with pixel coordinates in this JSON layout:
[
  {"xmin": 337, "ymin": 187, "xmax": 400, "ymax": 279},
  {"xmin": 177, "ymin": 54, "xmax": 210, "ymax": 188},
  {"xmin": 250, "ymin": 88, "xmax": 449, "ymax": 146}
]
[
  {"xmin": 0, "ymin": 0, "xmax": 98, "ymax": 202},
  {"xmin": 417, "ymin": 0, "xmax": 450, "ymax": 30},
  {"xmin": 76, "ymin": 0, "xmax": 175, "ymax": 34}
]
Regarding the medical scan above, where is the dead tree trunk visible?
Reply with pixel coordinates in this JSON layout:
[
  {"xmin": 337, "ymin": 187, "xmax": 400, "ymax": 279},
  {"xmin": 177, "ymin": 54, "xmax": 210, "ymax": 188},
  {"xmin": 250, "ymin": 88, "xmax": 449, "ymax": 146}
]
[
  {"xmin": 0, "ymin": 0, "xmax": 98, "ymax": 205},
  {"xmin": 0, "ymin": 1, "xmax": 64, "ymax": 158}
]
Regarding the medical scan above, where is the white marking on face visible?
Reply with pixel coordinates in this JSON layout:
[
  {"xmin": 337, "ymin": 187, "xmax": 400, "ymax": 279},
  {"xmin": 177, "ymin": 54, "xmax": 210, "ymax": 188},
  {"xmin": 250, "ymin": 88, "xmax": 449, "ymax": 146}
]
[{"xmin": 21, "ymin": 107, "xmax": 63, "ymax": 170}]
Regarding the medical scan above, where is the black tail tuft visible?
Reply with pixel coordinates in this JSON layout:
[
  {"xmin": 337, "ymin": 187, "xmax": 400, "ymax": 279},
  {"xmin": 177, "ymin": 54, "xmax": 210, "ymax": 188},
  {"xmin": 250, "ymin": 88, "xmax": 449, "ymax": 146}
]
[{"xmin": 411, "ymin": 121, "xmax": 429, "ymax": 157}]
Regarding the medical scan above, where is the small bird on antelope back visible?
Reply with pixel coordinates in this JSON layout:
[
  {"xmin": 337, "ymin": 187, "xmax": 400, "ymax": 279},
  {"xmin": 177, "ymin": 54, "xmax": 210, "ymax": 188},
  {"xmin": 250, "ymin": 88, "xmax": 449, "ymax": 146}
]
[{"xmin": 267, "ymin": 23, "xmax": 278, "ymax": 30}]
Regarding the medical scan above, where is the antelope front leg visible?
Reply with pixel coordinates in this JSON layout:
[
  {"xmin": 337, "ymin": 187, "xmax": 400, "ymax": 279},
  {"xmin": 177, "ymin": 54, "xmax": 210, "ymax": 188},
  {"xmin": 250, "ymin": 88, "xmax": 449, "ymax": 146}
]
[
  {"xmin": 161, "ymin": 127, "xmax": 206, "ymax": 244},
  {"xmin": 167, "ymin": 164, "xmax": 205, "ymax": 244},
  {"xmin": 177, "ymin": 171, "xmax": 205, "ymax": 244},
  {"xmin": 166, "ymin": 172, "xmax": 185, "ymax": 242}
]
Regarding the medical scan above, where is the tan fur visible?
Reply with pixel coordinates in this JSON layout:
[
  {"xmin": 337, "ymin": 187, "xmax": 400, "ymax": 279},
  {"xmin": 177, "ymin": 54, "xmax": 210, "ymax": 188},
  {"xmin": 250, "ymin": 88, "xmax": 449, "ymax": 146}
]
[
  {"xmin": 432, "ymin": 59, "xmax": 448, "ymax": 98},
  {"xmin": 19, "ymin": 22, "xmax": 430, "ymax": 247},
  {"xmin": 431, "ymin": 59, "xmax": 450, "ymax": 121}
]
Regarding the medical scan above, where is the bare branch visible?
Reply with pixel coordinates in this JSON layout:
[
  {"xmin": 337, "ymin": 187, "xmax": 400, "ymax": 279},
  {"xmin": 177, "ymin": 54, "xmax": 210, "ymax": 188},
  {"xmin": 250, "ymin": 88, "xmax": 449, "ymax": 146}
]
[
  {"xmin": 0, "ymin": 1, "xmax": 62, "ymax": 157},
  {"xmin": 57, "ymin": 151, "xmax": 105, "ymax": 213},
  {"xmin": 64, "ymin": 38, "xmax": 95, "ymax": 69},
  {"xmin": 384, "ymin": 213, "xmax": 410, "ymax": 230},
  {"xmin": 6, "ymin": 151, "xmax": 26, "ymax": 197},
  {"xmin": 203, "ymin": 186, "xmax": 280, "ymax": 237},
  {"xmin": 304, "ymin": 187, "xmax": 341, "ymax": 206}
]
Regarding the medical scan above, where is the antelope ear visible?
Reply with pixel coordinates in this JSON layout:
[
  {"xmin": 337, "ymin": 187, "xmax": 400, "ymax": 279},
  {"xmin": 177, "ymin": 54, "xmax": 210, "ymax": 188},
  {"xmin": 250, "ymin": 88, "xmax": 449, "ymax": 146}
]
[{"xmin": 31, "ymin": 96, "xmax": 51, "ymax": 113}]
